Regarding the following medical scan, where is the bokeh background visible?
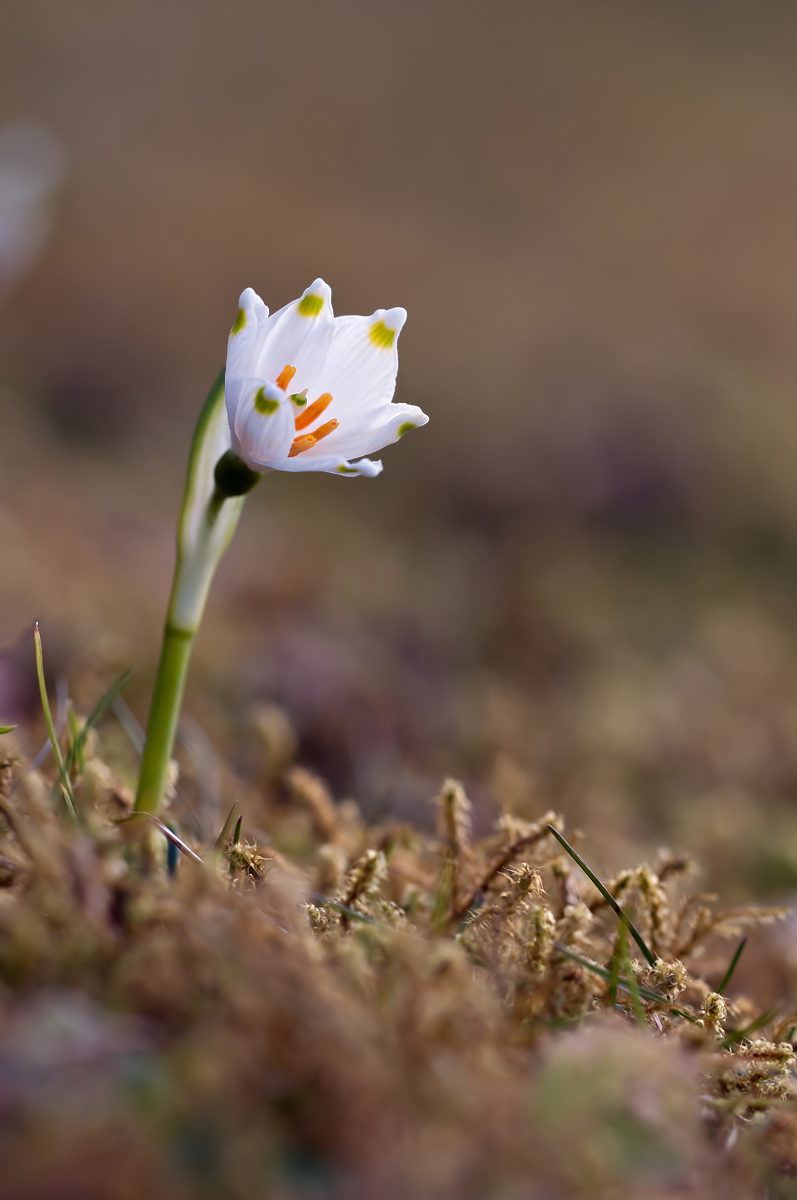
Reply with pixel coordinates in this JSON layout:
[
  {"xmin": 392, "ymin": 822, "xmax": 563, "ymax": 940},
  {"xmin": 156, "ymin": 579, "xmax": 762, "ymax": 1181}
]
[{"xmin": 4, "ymin": 0, "xmax": 797, "ymax": 899}]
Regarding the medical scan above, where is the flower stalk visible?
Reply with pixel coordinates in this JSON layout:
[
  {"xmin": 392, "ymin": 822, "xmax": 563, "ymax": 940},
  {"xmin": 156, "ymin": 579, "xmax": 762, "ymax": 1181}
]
[
  {"xmin": 134, "ymin": 372, "xmax": 259, "ymax": 816},
  {"xmin": 134, "ymin": 277, "xmax": 426, "ymax": 819}
]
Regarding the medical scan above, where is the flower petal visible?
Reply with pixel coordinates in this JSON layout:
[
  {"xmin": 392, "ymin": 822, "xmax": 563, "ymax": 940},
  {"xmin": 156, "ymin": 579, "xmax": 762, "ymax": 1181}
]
[
  {"xmin": 226, "ymin": 288, "xmax": 268, "ymax": 425},
  {"xmin": 305, "ymin": 401, "xmax": 428, "ymax": 460},
  {"xmin": 311, "ymin": 307, "xmax": 406, "ymax": 422},
  {"xmin": 268, "ymin": 453, "xmax": 383, "ymax": 478},
  {"xmin": 254, "ymin": 279, "xmax": 335, "ymax": 394},
  {"xmin": 233, "ymin": 378, "xmax": 295, "ymax": 469}
]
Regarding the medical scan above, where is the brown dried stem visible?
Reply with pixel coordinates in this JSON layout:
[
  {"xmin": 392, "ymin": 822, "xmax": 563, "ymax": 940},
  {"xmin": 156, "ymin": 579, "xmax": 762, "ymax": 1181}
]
[{"xmin": 449, "ymin": 811, "xmax": 561, "ymax": 926}]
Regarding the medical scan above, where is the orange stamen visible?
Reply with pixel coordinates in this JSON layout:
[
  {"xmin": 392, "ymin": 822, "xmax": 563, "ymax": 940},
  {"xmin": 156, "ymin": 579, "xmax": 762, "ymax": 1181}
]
[
  {"xmin": 287, "ymin": 419, "xmax": 338, "ymax": 459},
  {"xmin": 295, "ymin": 392, "xmax": 332, "ymax": 431},
  {"xmin": 311, "ymin": 419, "xmax": 338, "ymax": 442},
  {"xmin": 275, "ymin": 364, "xmax": 296, "ymax": 391},
  {"xmin": 288, "ymin": 433, "xmax": 317, "ymax": 458}
]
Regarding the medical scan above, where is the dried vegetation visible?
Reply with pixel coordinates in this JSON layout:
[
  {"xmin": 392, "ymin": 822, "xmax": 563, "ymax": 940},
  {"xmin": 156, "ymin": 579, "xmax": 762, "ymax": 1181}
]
[{"xmin": 0, "ymin": 724, "xmax": 796, "ymax": 1199}]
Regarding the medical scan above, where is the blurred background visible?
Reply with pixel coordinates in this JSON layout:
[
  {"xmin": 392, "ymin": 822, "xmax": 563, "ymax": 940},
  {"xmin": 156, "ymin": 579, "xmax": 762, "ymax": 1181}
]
[{"xmin": 4, "ymin": 0, "xmax": 797, "ymax": 898}]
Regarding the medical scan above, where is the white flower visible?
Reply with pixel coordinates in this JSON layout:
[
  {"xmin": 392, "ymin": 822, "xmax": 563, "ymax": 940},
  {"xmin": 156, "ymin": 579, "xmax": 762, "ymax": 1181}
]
[{"xmin": 224, "ymin": 279, "xmax": 428, "ymax": 477}]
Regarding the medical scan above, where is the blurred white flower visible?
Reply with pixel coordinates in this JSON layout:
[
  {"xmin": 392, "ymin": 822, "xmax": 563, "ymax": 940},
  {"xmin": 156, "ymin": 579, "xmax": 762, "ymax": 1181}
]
[
  {"xmin": 225, "ymin": 280, "xmax": 428, "ymax": 477},
  {"xmin": 0, "ymin": 122, "xmax": 66, "ymax": 298}
]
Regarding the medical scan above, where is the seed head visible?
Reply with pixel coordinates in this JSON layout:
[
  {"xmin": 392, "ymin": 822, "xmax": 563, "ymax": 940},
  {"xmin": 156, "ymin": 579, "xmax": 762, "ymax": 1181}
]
[{"xmin": 701, "ymin": 991, "xmax": 727, "ymax": 1035}]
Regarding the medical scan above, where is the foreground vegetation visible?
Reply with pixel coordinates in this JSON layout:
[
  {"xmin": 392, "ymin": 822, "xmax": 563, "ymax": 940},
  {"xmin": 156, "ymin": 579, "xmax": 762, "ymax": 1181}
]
[{"xmin": 0, "ymin": 704, "xmax": 796, "ymax": 1200}]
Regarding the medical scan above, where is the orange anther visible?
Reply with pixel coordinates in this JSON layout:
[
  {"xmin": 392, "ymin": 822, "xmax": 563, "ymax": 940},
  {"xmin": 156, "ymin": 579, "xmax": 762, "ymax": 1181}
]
[
  {"xmin": 295, "ymin": 392, "xmax": 332, "ymax": 431},
  {"xmin": 275, "ymin": 364, "xmax": 296, "ymax": 391},
  {"xmin": 288, "ymin": 433, "xmax": 317, "ymax": 458},
  {"xmin": 311, "ymin": 419, "xmax": 338, "ymax": 442}
]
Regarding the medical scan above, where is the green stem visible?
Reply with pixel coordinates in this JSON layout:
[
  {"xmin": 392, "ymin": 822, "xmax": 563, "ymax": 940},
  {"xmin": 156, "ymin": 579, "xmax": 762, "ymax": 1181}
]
[
  {"xmin": 134, "ymin": 372, "xmax": 260, "ymax": 817},
  {"xmin": 134, "ymin": 624, "xmax": 194, "ymax": 815}
]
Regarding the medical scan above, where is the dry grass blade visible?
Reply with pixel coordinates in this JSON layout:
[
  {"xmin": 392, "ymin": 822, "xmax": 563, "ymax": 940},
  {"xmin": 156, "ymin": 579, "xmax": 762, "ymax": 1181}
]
[
  {"xmin": 436, "ymin": 778, "xmax": 473, "ymax": 922},
  {"xmin": 122, "ymin": 811, "xmax": 205, "ymax": 865},
  {"xmin": 149, "ymin": 815, "xmax": 204, "ymax": 865},
  {"xmin": 213, "ymin": 799, "xmax": 240, "ymax": 853}
]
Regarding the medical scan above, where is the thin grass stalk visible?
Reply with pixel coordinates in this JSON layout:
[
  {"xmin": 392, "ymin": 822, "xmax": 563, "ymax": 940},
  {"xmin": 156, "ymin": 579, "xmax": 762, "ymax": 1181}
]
[
  {"xmin": 607, "ymin": 923, "xmax": 623, "ymax": 1008},
  {"xmin": 547, "ymin": 825, "xmax": 655, "ymax": 966},
  {"xmin": 553, "ymin": 943, "xmax": 698, "ymax": 1022},
  {"xmin": 33, "ymin": 624, "xmax": 77, "ymax": 823},
  {"xmin": 619, "ymin": 917, "xmax": 646, "ymax": 1027},
  {"xmin": 67, "ymin": 667, "xmax": 134, "ymax": 776},
  {"xmin": 718, "ymin": 937, "xmax": 747, "ymax": 995}
]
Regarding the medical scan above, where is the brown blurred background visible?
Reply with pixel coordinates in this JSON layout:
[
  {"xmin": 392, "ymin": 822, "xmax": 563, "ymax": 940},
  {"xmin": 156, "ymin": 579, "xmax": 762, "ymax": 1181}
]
[{"xmin": 4, "ymin": 0, "xmax": 797, "ymax": 898}]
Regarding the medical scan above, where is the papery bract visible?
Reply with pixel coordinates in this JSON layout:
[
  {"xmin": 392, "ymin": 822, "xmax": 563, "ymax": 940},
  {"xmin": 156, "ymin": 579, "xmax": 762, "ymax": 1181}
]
[{"xmin": 225, "ymin": 279, "xmax": 428, "ymax": 477}]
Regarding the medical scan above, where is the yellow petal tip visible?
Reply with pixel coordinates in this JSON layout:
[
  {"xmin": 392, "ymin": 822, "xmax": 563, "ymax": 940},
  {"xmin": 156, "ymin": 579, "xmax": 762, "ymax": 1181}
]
[
  {"xmin": 297, "ymin": 293, "xmax": 324, "ymax": 317},
  {"xmin": 369, "ymin": 319, "xmax": 396, "ymax": 350}
]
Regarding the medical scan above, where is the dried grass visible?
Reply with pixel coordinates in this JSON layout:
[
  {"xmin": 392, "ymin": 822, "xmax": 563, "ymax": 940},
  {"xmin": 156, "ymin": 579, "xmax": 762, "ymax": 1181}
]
[{"xmin": 0, "ymin": 742, "xmax": 794, "ymax": 1199}]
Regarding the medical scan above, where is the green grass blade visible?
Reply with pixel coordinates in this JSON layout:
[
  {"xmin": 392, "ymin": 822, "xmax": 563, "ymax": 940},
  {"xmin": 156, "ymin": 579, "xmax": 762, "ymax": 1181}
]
[
  {"xmin": 76, "ymin": 667, "xmax": 134, "ymax": 756},
  {"xmin": 64, "ymin": 669, "xmax": 133, "ymax": 778},
  {"xmin": 553, "ymin": 942, "xmax": 698, "ymax": 1022},
  {"xmin": 65, "ymin": 703, "xmax": 84, "ymax": 775},
  {"xmin": 547, "ymin": 825, "xmax": 655, "ymax": 966},
  {"xmin": 619, "ymin": 917, "xmax": 646, "ymax": 1027},
  {"xmin": 722, "ymin": 1005, "xmax": 780, "ymax": 1049},
  {"xmin": 34, "ymin": 624, "xmax": 77, "ymax": 823},
  {"xmin": 717, "ymin": 937, "xmax": 747, "ymax": 995},
  {"xmin": 0, "ymin": 725, "xmax": 16, "ymax": 734},
  {"xmin": 312, "ymin": 897, "xmax": 376, "ymax": 925},
  {"xmin": 608, "ymin": 921, "xmax": 625, "ymax": 1008},
  {"xmin": 30, "ymin": 678, "xmax": 69, "ymax": 772}
]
